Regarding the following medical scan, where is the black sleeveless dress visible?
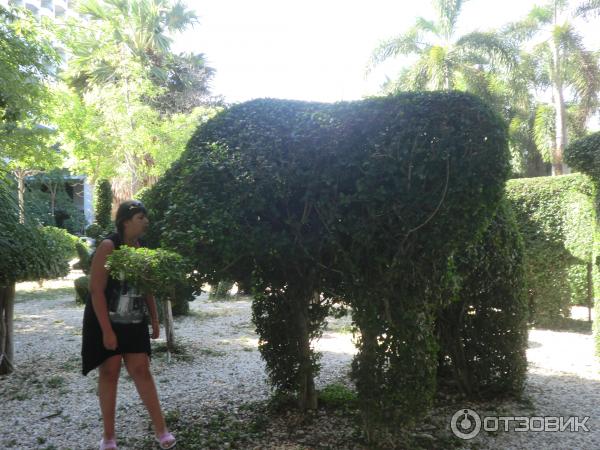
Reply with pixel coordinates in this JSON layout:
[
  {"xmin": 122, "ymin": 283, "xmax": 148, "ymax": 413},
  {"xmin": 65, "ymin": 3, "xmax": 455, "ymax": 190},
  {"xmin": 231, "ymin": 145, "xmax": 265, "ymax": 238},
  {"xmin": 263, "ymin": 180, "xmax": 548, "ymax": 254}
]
[{"xmin": 81, "ymin": 233, "xmax": 151, "ymax": 376}]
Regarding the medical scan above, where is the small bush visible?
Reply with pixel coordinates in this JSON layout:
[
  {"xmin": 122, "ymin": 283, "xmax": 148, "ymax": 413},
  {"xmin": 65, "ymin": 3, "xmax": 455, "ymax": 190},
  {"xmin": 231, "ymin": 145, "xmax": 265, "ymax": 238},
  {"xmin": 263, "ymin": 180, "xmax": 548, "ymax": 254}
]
[
  {"xmin": 74, "ymin": 240, "xmax": 92, "ymax": 274},
  {"xmin": 318, "ymin": 383, "xmax": 357, "ymax": 409},
  {"xmin": 85, "ymin": 223, "xmax": 107, "ymax": 242},
  {"xmin": 74, "ymin": 275, "xmax": 89, "ymax": 305},
  {"xmin": 94, "ymin": 179, "xmax": 112, "ymax": 230}
]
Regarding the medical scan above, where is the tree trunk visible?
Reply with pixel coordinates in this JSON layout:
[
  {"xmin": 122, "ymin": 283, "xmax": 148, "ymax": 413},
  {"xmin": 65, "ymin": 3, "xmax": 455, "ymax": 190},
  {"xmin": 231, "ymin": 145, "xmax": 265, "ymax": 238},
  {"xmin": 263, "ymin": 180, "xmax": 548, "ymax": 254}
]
[
  {"xmin": 16, "ymin": 169, "xmax": 25, "ymax": 224},
  {"xmin": 551, "ymin": 16, "xmax": 568, "ymax": 176},
  {"xmin": 163, "ymin": 299, "xmax": 175, "ymax": 362},
  {"xmin": 0, "ymin": 284, "xmax": 16, "ymax": 375},
  {"xmin": 296, "ymin": 290, "xmax": 318, "ymax": 411},
  {"xmin": 552, "ymin": 80, "xmax": 568, "ymax": 175}
]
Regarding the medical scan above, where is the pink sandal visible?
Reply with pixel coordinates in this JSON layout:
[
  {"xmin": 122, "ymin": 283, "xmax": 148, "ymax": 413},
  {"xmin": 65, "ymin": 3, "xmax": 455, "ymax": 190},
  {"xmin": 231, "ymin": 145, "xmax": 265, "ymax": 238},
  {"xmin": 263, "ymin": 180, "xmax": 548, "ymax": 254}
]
[
  {"xmin": 155, "ymin": 431, "xmax": 176, "ymax": 449},
  {"xmin": 99, "ymin": 437, "xmax": 117, "ymax": 450}
]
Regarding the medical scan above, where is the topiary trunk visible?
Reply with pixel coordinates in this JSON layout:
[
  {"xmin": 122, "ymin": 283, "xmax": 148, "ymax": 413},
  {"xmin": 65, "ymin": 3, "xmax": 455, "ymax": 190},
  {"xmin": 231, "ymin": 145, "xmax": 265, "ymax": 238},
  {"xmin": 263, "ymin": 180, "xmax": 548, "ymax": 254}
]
[
  {"xmin": 163, "ymin": 298, "xmax": 175, "ymax": 361},
  {"xmin": 0, "ymin": 283, "xmax": 16, "ymax": 375},
  {"xmin": 295, "ymin": 291, "xmax": 318, "ymax": 411}
]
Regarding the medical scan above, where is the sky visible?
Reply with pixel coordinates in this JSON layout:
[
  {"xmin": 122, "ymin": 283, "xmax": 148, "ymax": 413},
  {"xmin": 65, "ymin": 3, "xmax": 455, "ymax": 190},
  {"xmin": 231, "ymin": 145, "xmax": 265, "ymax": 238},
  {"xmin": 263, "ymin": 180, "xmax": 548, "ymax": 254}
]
[{"xmin": 172, "ymin": 0, "xmax": 600, "ymax": 104}]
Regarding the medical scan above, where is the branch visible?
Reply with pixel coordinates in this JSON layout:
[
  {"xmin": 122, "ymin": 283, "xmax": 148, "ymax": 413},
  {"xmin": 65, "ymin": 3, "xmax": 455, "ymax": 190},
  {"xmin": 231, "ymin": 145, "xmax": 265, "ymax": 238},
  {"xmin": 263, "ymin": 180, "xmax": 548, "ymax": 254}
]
[{"xmin": 398, "ymin": 157, "xmax": 450, "ymax": 254}]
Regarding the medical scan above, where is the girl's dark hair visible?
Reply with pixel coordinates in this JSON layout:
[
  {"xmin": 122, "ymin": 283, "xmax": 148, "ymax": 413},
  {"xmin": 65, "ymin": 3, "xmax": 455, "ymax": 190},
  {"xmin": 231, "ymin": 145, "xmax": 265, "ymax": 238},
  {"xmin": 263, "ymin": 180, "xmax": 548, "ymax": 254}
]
[{"xmin": 115, "ymin": 200, "xmax": 147, "ymax": 235}]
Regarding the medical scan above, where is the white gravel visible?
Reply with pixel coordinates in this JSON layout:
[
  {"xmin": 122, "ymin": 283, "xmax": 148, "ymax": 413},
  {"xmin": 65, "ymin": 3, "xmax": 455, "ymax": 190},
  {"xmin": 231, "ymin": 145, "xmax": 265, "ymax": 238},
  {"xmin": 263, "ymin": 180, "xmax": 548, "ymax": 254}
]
[{"xmin": 1, "ymin": 275, "xmax": 599, "ymax": 450}]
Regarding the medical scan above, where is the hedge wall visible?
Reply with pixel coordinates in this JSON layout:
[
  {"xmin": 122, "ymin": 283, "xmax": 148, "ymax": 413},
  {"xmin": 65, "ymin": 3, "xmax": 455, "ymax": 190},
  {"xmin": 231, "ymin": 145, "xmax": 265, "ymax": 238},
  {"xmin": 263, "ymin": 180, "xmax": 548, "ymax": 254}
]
[
  {"xmin": 144, "ymin": 92, "xmax": 510, "ymax": 438},
  {"xmin": 506, "ymin": 174, "xmax": 597, "ymax": 325},
  {"xmin": 565, "ymin": 132, "xmax": 600, "ymax": 357}
]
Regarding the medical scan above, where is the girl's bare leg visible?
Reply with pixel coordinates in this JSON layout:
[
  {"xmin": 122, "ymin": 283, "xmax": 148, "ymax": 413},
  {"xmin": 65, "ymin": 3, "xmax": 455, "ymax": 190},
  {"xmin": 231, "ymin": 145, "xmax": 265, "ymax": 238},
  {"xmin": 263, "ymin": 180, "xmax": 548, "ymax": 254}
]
[
  {"xmin": 98, "ymin": 355, "xmax": 122, "ymax": 440},
  {"xmin": 123, "ymin": 353, "xmax": 170, "ymax": 438}
]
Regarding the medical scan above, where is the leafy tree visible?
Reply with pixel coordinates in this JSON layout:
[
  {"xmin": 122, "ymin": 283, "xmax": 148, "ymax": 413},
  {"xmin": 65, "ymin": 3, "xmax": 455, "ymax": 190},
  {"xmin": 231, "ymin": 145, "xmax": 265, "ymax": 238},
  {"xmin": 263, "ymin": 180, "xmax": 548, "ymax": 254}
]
[
  {"xmin": 55, "ymin": 0, "xmax": 217, "ymax": 199},
  {"xmin": 0, "ymin": 7, "xmax": 63, "ymax": 221}
]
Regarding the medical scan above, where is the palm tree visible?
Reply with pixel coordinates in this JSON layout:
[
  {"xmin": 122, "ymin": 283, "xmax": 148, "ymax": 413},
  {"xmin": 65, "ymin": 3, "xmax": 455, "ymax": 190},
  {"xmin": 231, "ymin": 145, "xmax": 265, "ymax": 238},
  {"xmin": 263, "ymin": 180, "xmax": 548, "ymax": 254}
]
[
  {"xmin": 71, "ymin": 0, "xmax": 198, "ymax": 84},
  {"xmin": 505, "ymin": 1, "xmax": 600, "ymax": 175},
  {"xmin": 369, "ymin": 0, "xmax": 517, "ymax": 100}
]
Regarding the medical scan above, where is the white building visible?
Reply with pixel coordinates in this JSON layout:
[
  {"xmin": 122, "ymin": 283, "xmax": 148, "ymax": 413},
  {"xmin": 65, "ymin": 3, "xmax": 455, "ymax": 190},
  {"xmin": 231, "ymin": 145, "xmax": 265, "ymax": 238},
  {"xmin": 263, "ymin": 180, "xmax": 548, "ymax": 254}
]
[{"xmin": 4, "ymin": 0, "xmax": 77, "ymax": 19}]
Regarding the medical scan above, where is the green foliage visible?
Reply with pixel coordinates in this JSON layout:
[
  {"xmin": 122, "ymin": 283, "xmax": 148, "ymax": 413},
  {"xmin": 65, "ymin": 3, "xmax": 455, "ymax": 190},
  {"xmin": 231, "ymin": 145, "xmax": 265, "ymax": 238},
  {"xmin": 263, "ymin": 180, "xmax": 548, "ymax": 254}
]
[
  {"xmin": 252, "ymin": 281, "xmax": 329, "ymax": 397},
  {"xmin": 105, "ymin": 246, "xmax": 193, "ymax": 310},
  {"xmin": 318, "ymin": 383, "xmax": 358, "ymax": 409},
  {"xmin": 52, "ymin": 1, "xmax": 219, "ymax": 195},
  {"xmin": 145, "ymin": 92, "xmax": 510, "ymax": 435},
  {"xmin": 565, "ymin": 131, "xmax": 600, "ymax": 358},
  {"xmin": 0, "ymin": 7, "xmax": 58, "ymax": 158},
  {"xmin": 40, "ymin": 225, "xmax": 78, "ymax": 262},
  {"xmin": 565, "ymin": 131, "xmax": 600, "ymax": 179},
  {"xmin": 506, "ymin": 174, "xmax": 597, "ymax": 325},
  {"xmin": 94, "ymin": 179, "xmax": 112, "ymax": 230},
  {"xmin": 437, "ymin": 201, "xmax": 528, "ymax": 399},
  {"xmin": 85, "ymin": 223, "xmax": 106, "ymax": 242},
  {"xmin": 74, "ymin": 275, "xmax": 89, "ymax": 305},
  {"xmin": 0, "ymin": 176, "xmax": 75, "ymax": 286},
  {"xmin": 74, "ymin": 240, "xmax": 92, "ymax": 275},
  {"xmin": 22, "ymin": 170, "xmax": 87, "ymax": 234}
]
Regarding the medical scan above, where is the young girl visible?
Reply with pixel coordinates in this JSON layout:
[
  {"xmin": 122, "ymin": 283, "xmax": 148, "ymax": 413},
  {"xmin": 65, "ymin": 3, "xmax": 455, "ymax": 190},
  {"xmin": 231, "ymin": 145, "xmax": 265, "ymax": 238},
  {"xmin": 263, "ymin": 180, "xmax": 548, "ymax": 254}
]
[{"xmin": 81, "ymin": 200, "xmax": 176, "ymax": 450}]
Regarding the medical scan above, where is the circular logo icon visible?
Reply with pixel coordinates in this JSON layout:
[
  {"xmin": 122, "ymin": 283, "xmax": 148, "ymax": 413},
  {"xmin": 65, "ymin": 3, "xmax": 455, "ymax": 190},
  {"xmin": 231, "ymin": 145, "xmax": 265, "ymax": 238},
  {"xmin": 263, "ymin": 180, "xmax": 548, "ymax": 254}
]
[{"xmin": 451, "ymin": 408, "xmax": 482, "ymax": 440}]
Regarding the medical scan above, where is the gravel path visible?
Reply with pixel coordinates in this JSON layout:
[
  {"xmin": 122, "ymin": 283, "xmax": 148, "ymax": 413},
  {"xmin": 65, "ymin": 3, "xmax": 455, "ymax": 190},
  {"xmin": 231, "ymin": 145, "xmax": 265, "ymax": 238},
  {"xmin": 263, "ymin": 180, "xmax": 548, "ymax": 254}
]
[{"xmin": 1, "ymin": 275, "xmax": 599, "ymax": 449}]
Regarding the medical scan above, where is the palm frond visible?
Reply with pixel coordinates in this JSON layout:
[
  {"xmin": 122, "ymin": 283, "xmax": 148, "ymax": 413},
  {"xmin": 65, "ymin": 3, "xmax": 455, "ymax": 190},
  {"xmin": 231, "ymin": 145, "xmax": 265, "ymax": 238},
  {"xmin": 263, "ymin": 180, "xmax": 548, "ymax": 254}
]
[
  {"xmin": 77, "ymin": 0, "xmax": 112, "ymax": 20},
  {"xmin": 367, "ymin": 24, "xmax": 429, "ymax": 72},
  {"xmin": 557, "ymin": 25, "xmax": 600, "ymax": 118},
  {"xmin": 166, "ymin": 1, "xmax": 198, "ymax": 32},
  {"xmin": 454, "ymin": 31, "xmax": 518, "ymax": 70},
  {"xmin": 433, "ymin": 0, "xmax": 464, "ymax": 40},
  {"xmin": 533, "ymin": 103, "xmax": 555, "ymax": 162},
  {"xmin": 575, "ymin": 0, "xmax": 600, "ymax": 18},
  {"xmin": 501, "ymin": 4, "xmax": 553, "ymax": 42}
]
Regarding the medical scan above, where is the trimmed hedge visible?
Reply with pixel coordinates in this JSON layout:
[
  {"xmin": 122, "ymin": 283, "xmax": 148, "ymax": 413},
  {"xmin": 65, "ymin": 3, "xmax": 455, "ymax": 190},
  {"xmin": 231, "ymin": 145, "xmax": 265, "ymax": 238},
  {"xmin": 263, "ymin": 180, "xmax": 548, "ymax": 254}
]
[
  {"xmin": 506, "ymin": 174, "xmax": 596, "ymax": 326},
  {"xmin": 144, "ymin": 92, "xmax": 510, "ymax": 437},
  {"xmin": 437, "ymin": 200, "xmax": 527, "ymax": 399},
  {"xmin": 565, "ymin": 132, "xmax": 600, "ymax": 357}
]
